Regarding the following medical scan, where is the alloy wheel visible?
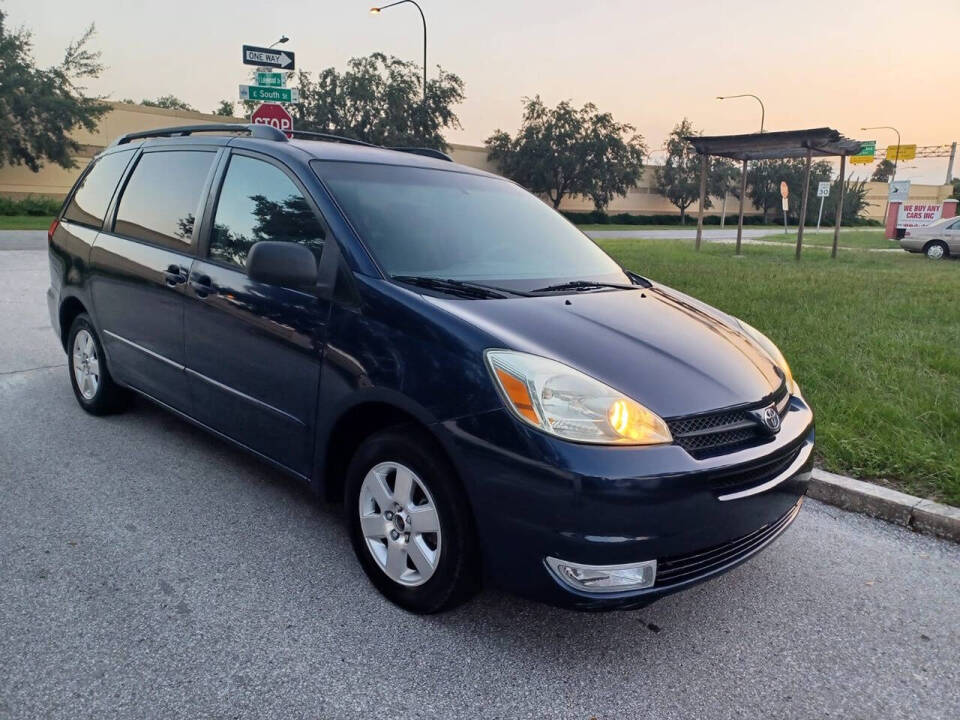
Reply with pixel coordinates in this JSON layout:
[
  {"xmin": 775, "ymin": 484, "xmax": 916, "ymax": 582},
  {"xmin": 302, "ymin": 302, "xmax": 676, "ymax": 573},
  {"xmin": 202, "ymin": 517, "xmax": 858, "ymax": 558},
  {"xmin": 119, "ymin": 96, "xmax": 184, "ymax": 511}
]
[
  {"xmin": 72, "ymin": 329, "xmax": 100, "ymax": 400},
  {"xmin": 358, "ymin": 461, "xmax": 442, "ymax": 586}
]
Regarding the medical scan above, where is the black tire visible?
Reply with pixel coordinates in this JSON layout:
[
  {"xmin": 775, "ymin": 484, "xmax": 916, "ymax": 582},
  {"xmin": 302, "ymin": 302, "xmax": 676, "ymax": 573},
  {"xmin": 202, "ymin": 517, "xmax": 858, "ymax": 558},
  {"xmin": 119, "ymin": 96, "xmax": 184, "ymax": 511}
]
[
  {"xmin": 924, "ymin": 241, "xmax": 948, "ymax": 260},
  {"xmin": 66, "ymin": 314, "xmax": 129, "ymax": 415},
  {"xmin": 344, "ymin": 427, "xmax": 480, "ymax": 614}
]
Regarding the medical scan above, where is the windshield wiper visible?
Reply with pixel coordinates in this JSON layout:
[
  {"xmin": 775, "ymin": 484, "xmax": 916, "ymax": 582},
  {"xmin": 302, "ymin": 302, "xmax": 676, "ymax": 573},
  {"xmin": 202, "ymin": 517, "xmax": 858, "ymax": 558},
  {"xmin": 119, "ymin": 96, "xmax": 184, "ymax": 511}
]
[
  {"xmin": 529, "ymin": 279, "xmax": 642, "ymax": 294},
  {"xmin": 392, "ymin": 276, "xmax": 529, "ymax": 299}
]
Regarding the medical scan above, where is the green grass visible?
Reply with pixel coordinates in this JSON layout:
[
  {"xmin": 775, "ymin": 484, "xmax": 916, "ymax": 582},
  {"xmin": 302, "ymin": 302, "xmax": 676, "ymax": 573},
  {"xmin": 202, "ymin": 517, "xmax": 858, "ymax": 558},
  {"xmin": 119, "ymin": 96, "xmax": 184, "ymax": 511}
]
[
  {"xmin": 577, "ymin": 223, "xmax": 786, "ymax": 231},
  {"xmin": 757, "ymin": 229, "xmax": 896, "ymax": 251},
  {"xmin": 600, "ymin": 238, "xmax": 960, "ymax": 505},
  {"xmin": 0, "ymin": 215, "xmax": 54, "ymax": 230}
]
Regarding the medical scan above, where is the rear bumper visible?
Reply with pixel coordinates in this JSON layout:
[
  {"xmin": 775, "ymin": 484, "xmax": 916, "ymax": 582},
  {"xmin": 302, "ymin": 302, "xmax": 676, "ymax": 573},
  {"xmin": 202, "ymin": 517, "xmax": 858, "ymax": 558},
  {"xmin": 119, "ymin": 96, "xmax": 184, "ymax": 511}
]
[
  {"xmin": 898, "ymin": 238, "xmax": 926, "ymax": 252},
  {"xmin": 442, "ymin": 396, "xmax": 814, "ymax": 610}
]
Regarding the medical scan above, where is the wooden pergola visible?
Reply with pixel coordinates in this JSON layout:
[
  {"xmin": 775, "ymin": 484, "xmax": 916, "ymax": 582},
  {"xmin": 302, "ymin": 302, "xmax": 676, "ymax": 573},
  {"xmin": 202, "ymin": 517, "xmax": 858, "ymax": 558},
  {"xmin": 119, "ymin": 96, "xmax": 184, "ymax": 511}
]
[{"xmin": 684, "ymin": 128, "xmax": 864, "ymax": 259}]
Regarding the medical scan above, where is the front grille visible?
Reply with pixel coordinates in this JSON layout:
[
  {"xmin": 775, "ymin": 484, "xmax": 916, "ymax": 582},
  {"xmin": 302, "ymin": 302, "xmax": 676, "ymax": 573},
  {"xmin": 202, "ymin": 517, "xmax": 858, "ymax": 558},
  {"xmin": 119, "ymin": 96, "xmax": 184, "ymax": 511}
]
[
  {"xmin": 666, "ymin": 384, "xmax": 789, "ymax": 457},
  {"xmin": 655, "ymin": 498, "xmax": 803, "ymax": 588},
  {"xmin": 704, "ymin": 441, "xmax": 804, "ymax": 492}
]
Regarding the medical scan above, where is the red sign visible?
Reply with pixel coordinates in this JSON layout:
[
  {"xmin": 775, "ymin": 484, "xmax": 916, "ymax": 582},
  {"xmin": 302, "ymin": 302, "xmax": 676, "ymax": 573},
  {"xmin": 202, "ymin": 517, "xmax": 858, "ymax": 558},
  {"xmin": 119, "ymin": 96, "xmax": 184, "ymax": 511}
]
[{"xmin": 251, "ymin": 103, "xmax": 293, "ymax": 137}]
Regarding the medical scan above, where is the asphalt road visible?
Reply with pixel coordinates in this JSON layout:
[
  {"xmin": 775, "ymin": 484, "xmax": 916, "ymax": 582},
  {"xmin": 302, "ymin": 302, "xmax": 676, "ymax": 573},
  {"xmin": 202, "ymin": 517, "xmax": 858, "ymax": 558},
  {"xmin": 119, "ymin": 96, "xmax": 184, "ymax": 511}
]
[{"xmin": 2, "ymin": 236, "xmax": 959, "ymax": 720}]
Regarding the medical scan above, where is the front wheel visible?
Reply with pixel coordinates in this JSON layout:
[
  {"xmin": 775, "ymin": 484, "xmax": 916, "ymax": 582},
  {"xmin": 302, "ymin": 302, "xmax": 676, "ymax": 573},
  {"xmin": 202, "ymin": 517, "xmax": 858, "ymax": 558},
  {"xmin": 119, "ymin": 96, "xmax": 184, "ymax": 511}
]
[
  {"xmin": 925, "ymin": 241, "xmax": 948, "ymax": 260},
  {"xmin": 345, "ymin": 428, "xmax": 479, "ymax": 613},
  {"xmin": 67, "ymin": 314, "xmax": 129, "ymax": 415}
]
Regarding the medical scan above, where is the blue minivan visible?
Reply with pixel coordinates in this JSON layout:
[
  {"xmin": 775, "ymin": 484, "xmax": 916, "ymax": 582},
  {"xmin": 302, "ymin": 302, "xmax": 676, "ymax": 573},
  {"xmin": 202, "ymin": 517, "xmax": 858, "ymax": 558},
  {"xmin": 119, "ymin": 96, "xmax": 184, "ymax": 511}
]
[{"xmin": 48, "ymin": 124, "xmax": 814, "ymax": 613}]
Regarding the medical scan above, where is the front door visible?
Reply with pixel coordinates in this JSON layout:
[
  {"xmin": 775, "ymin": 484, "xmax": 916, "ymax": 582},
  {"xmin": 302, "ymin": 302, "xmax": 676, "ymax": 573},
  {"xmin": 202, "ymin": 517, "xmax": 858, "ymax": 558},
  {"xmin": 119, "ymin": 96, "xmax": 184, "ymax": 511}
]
[
  {"xmin": 90, "ymin": 148, "xmax": 219, "ymax": 412},
  {"xmin": 184, "ymin": 151, "xmax": 331, "ymax": 476}
]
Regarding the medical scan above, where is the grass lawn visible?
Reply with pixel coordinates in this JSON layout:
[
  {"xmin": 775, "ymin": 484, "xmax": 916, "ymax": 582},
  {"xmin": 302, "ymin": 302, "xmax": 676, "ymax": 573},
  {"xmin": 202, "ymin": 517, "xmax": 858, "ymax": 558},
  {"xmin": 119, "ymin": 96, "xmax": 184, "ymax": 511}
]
[
  {"xmin": 577, "ymin": 223, "xmax": 786, "ymax": 231},
  {"xmin": 601, "ymin": 237, "xmax": 960, "ymax": 505},
  {"xmin": 0, "ymin": 215, "xmax": 54, "ymax": 230},
  {"xmin": 757, "ymin": 229, "xmax": 896, "ymax": 251}
]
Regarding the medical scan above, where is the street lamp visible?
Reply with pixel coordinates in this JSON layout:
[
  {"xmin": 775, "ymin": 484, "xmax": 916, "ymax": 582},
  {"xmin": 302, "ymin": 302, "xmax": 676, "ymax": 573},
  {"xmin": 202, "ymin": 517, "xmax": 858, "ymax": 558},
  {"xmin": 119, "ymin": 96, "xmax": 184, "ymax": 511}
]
[
  {"xmin": 862, "ymin": 125, "xmax": 902, "ymax": 222},
  {"xmin": 370, "ymin": 1, "xmax": 427, "ymax": 100},
  {"xmin": 716, "ymin": 93, "xmax": 765, "ymax": 238},
  {"xmin": 268, "ymin": 36, "xmax": 289, "ymax": 49},
  {"xmin": 717, "ymin": 94, "xmax": 765, "ymax": 133},
  {"xmin": 861, "ymin": 125, "xmax": 902, "ymax": 187}
]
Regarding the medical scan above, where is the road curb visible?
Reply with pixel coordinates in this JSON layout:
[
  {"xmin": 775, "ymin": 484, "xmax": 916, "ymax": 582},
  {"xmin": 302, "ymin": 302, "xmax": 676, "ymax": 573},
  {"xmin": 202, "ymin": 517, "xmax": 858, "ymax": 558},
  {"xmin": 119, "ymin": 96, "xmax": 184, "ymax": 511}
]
[{"xmin": 807, "ymin": 468, "xmax": 960, "ymax": 543}]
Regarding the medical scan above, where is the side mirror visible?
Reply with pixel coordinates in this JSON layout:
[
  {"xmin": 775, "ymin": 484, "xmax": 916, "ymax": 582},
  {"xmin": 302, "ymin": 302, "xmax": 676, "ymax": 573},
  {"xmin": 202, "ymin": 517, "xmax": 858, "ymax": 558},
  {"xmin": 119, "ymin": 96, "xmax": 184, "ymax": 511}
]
[{"xmin": 246, "ymin": 241, "xmax": 319, "ymax": 290}]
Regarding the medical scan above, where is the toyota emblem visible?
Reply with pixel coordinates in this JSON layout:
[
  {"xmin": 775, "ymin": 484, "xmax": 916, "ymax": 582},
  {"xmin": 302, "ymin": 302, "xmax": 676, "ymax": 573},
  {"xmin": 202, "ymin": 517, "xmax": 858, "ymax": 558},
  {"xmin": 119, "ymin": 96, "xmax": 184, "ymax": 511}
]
[{"xmin": 761, "ymin": 406, "xmax": 781, "ymax": 433}]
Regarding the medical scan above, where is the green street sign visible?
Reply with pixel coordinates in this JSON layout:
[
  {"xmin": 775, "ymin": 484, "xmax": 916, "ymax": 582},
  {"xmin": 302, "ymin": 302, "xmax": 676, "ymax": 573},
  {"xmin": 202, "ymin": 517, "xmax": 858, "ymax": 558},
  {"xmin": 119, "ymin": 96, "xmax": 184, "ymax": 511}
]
[
  {"xmin": 256, "ymin": 72, "xmax": 285, "ymax": 88},
  {"xmin": 238, "ymin": 84, "xmax": 299, "ymax": 104},
  {"xmin": 854, "ymin": 140, "xmax": 876, "ymax": 158}
]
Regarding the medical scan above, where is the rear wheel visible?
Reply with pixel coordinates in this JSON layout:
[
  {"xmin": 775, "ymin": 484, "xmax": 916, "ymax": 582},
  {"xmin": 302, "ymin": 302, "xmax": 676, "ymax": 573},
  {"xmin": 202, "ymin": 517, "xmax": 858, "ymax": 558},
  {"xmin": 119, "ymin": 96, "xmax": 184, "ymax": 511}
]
[
  {"xmin": 345, "ymin": 428, "xmax": 479, "ymax": 613},
  {"xmin": 925, "ymin": 241, "xmax": 948, "ymax": 260},
  {"xmin": 67, "ymin": 314, "xmax": 129, "ymax": 415}
]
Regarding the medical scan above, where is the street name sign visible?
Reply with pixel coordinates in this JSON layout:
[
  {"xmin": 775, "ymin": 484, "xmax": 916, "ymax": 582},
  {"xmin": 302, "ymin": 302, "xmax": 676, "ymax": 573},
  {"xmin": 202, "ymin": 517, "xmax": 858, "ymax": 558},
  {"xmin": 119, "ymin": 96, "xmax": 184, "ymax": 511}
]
[
  {"xmin": 242, "ymin": 45, "xmax": 295, "ymax": 70},
  {"xmin": 251, "ymin": 103, "xmax": 293, "ymax": 137},
  {"xmin": 239, "ymin": 85, "xmax": 299, "ymax": 103},
  {"xmin": 851, "ymin": 140, "xmax": 876, "ymax": 165},
  {"xmin": 817, "ymin": 181, "xmax": 831, "ymax": 198},
  {"xmin": 256, "ymin": 72, "xmax": 285, "ymax": 87}
]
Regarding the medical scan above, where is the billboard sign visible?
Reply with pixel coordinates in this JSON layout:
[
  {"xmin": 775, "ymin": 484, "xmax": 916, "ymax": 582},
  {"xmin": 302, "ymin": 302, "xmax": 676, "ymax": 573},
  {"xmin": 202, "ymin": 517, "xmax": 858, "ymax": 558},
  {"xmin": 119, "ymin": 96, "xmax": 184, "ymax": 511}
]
[{"xmin": 897, "ymin": 203, "xmax": 942, "ymax": 229}]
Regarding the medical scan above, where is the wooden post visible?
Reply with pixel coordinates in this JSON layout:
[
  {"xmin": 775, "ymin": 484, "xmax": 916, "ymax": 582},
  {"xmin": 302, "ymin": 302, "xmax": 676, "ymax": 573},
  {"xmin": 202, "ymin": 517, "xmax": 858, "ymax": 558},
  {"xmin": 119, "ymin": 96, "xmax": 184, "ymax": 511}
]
[
  {"xmin": 795, "ymin": 147, "xmax": 812, "ymax": 260},
  {"xmin": 736, "ymin": 158, "xmax": 748, "ymax": 255},
  {"xmin": 832, "ymin": 154, "xmax": 847, "ymax": 259},
  {"xmin": 695, "ymin": 154, "xmax": 708, "ymax": 251}
]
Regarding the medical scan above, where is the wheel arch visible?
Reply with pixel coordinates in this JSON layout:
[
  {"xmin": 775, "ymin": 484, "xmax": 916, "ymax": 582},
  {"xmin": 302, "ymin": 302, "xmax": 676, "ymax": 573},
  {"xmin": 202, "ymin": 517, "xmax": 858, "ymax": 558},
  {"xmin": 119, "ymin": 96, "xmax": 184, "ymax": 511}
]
[
  {"xmin": 314, "ymin": 391, "xmax": 464, "ymax": 504},
  {"xmin": 58, "ymin": 295, "xmax": 89, "ymax": 351}
]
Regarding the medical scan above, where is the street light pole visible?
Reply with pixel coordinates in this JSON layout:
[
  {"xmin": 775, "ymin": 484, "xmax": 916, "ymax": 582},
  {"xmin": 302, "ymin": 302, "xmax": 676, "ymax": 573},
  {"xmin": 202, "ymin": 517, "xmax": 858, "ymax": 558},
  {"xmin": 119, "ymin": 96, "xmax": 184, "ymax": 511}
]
[
  {"xmin": 717, "ymin": 94, "xmax": 765, "ymax": 133},
  {"xmin": 717, "ymin": 93, "xmax": 765, "ymax": 252},
  {"xmin": 268, "ymin": 36, "xmax": 289, "ymax": 49},
  {"xmin": 862, "ymin": 125, "xmax": 901, "ymax": 225},
  {"xmin": 371, "ymin": 1, "xmax": 427, "ymax": 100}
]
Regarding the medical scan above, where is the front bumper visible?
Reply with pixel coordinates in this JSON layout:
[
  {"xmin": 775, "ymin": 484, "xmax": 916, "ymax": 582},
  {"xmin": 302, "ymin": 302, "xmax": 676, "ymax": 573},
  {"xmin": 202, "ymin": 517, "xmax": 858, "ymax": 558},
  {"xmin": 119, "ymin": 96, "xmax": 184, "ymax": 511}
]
[{"xmin": 442, "ymin": 396, "xmax": 814, "ymax": 610}]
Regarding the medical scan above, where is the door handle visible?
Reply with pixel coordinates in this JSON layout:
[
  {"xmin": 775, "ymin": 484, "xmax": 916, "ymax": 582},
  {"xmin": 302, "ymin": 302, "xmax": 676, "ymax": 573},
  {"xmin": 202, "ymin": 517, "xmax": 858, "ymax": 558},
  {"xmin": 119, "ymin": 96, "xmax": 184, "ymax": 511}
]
[
  {"xmin": 189, "ymin": 273, "xmax": 213, "ymax": 297},
  {"xmin": 164, "ymin": 264, "xmax": 187, "ymax": 286}
]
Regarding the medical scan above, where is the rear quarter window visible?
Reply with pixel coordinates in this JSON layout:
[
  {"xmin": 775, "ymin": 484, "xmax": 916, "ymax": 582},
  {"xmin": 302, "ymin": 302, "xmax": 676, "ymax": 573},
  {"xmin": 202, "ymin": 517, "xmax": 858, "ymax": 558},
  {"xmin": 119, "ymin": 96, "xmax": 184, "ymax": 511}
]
[
  {"xmin": 113, "ymin": 150, "xmax": 216, "ymax": 250},
  {"xmin": 62, "ymin": 150, "xmax": 135, "ymax": 228}
]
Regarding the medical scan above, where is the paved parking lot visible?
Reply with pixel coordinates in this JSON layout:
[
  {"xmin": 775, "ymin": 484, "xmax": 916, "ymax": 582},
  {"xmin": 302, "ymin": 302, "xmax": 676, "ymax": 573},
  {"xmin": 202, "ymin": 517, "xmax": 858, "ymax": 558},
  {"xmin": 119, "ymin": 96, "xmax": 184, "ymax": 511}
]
[{"xmin": 2, "ymin": 237, "xmax": 959, "ymax": 719}]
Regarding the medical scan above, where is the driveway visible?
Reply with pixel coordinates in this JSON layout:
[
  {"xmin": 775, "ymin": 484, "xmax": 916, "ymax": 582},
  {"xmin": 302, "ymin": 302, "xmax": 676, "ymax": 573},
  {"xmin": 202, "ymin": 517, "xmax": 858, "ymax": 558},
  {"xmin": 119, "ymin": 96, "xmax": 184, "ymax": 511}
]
[{"xmin": 2, "ymin": 235, "xmax": 958, "ymax": 719}]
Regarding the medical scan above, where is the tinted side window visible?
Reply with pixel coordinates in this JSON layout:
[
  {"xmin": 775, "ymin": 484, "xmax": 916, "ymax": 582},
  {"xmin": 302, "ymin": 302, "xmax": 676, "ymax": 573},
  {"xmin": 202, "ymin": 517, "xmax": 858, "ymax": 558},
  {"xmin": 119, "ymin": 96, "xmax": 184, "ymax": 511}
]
[
  {"xmin": 114, "ymin": 151, "xmax": 215, "ymax": 249},
  {"xmin": 209, "ymin": 155, "xmax": 325, "ymax": 268},
  {"xmin": 62, "ymin": 150, "xmax": 135, "ymax": 228}
]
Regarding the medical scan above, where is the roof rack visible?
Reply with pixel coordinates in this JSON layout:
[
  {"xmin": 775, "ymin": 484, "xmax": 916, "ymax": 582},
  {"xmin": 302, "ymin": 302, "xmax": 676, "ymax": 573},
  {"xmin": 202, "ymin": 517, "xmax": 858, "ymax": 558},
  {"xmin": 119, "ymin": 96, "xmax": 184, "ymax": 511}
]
[
  {"xmin": 111, "ymin": 123, "xmax": 288, "ymax": 146},
  {"xmin": 108, "ymin": 124, "xmax": 454, "ymax": 163},
  {"xmin": 286, "ymin": 130, "xmax": 376, "ymax": 147},
  {"xmin": 386, "ymin": 146, "xmax": 453, "ymax": 162}
]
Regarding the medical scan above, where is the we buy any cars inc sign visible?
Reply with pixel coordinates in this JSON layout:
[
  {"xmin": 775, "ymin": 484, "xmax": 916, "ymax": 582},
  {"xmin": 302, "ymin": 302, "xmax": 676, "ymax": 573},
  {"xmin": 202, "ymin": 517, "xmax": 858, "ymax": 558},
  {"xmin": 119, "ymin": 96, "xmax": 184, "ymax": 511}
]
[{"xmin": 897, "ymin": 203, "xmax": 942, "ymax": 229}]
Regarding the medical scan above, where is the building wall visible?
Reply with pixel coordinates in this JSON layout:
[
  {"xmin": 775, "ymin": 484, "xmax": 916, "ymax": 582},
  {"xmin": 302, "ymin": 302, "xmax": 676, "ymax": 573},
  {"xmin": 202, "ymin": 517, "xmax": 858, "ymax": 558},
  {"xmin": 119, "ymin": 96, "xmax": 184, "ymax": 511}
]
[{"xmin": 0, "ymin": 103, "xmax": 949, "ymax": 222}]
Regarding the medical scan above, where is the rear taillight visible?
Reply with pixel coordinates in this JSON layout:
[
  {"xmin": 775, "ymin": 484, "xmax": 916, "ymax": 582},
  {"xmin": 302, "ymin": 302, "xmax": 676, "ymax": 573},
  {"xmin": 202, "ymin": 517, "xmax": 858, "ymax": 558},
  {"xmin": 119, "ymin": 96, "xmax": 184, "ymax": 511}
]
[
  {"xmin": 904, "ymin": 230, "xmax": 911, "ymax": 237},
  {"xmin": 48, "ymin": 218, "xmax": 59, "ymax": 244}
]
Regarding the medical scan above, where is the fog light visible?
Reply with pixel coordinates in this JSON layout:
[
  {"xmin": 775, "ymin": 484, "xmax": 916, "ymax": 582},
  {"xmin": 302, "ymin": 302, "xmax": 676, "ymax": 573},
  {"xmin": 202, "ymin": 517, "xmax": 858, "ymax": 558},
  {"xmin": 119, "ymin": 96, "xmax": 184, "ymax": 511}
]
[{"xmin": 545, "ymin": 557, "xmax": 657, "ymax": 593}]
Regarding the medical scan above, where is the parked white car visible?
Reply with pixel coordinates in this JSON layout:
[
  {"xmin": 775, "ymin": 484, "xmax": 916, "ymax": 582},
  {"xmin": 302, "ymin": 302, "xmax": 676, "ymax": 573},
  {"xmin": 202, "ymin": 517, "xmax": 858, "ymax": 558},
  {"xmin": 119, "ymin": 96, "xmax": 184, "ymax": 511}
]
[{"xmin": 899, "ymin": 217, "xmax": 960, "ymax": 259}]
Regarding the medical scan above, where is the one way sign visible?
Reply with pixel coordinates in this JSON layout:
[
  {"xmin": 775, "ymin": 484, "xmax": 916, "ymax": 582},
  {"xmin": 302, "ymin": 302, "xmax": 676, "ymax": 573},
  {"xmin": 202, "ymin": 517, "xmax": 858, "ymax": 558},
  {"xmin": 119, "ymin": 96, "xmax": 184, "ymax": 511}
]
[{"xmin": 242, "ymin": 44, "xmax": 295, "ymax": 70}]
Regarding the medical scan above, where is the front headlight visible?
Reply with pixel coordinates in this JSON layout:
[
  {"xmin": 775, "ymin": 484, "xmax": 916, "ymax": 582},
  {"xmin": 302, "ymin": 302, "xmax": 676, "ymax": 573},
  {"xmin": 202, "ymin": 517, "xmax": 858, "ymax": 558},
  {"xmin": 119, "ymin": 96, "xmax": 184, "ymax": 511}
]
[
  {"xmin": 485, "ymin": 350, "xmax": 672, "ymax": 445},
  {"xmin": 737, "ymin": 321, "xmax": 798, "ymax": 395}
]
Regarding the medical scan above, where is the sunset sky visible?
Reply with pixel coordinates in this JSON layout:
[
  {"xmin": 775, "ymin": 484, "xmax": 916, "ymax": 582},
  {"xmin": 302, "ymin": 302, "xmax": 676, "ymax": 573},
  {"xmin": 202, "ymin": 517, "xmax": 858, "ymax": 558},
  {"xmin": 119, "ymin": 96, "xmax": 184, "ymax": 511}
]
[{"xmin": 7, "ymin": 0, "xmax": 959, "ymax": 182}]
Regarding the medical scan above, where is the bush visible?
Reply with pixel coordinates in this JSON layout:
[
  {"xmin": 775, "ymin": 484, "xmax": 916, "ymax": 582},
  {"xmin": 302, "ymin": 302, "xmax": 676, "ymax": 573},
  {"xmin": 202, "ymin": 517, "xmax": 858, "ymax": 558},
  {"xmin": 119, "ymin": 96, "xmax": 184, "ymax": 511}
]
[
  {"xmin": 0, "ymin": 195, "xmax": 62, "ymax": 216},
  {"xmin": 562, "ymin": 211, "xmax": 774, "ymax": 226},
  {"xmin": 562, "ymin": 210, "xmax": 882, "ymax": 227}
]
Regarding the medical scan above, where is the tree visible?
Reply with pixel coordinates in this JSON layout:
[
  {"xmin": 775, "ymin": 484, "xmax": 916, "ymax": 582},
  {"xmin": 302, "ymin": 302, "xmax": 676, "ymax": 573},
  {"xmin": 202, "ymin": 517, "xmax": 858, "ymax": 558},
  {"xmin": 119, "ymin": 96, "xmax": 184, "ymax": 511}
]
[
  {"xmin": 291, "ymin": 53, "xmax": 464, "ymax": 151},
  {"xmin": 122, "ymin": 95, "xmax": 196, "ymax": 112},
  {"xmin": 819, "ymin": 175, "xmax": 871, "ymax": 225},
  {"xmin": 0, "ymin": 11, "xmax": 109, "ymax": 172},
  {"xmin": 486, "ymin": 96, "xmax": 645, "ymax": 211},
  {"xmin": 655, "ymin": 118, "xmax": 735, "ymax": 224},
  {"xmin": 212, "ymin": 100, "xmax": 235, "ymax": 117},
  {"xmin": 871, "ymin": 159, "xmax": 895, "ymax": 182}
]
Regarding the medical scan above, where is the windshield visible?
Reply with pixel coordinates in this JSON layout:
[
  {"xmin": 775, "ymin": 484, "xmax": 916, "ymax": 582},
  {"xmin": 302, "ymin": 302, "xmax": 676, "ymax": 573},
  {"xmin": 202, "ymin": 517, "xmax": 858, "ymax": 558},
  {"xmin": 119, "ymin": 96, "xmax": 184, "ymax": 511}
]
[{"xmin": 313, "ymin": 161, "xmax": 628, "ymax": 290}]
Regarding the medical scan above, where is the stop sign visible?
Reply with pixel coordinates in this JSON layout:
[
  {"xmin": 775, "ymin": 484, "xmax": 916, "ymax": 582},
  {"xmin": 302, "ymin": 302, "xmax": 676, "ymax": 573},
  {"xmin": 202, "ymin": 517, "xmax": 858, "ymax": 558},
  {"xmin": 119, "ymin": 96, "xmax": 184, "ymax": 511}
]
[{"xmin": 251, "ymin": 103, "xmax": 293, "ymax": 137}]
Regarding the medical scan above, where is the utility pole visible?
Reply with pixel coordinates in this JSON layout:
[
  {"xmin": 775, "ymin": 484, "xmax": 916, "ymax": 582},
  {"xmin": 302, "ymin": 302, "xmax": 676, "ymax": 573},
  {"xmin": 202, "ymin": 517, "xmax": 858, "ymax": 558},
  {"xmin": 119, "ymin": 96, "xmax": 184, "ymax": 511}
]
[{"xmin": 946, "ymin": 142, "xmax": 957, "ymax": 185}]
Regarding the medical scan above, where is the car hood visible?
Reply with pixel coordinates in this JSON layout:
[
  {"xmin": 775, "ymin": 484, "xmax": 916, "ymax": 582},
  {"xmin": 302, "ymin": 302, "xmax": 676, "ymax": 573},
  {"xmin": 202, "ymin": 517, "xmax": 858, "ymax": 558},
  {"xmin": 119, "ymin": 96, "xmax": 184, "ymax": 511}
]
[{"xmin": 424, "ymin": 285, "xmax": 784, "ymax": 418}]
